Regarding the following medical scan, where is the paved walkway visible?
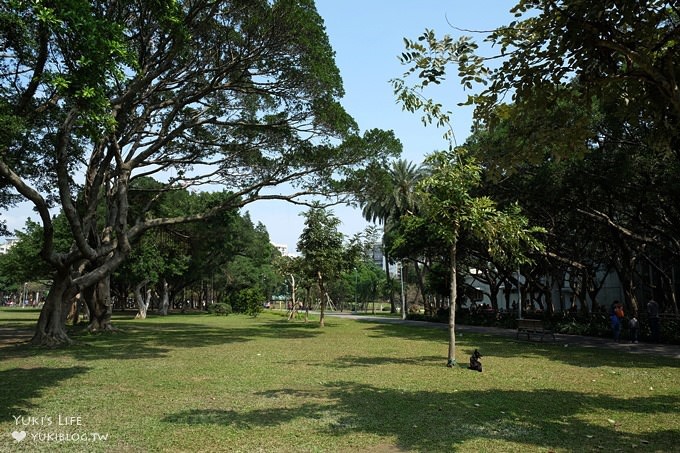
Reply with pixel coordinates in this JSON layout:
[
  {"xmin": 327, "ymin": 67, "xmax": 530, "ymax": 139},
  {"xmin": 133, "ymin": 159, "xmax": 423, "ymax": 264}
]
[{"xmin": 326, "ymin": 313, "xmax": 680, "ymax": 360}]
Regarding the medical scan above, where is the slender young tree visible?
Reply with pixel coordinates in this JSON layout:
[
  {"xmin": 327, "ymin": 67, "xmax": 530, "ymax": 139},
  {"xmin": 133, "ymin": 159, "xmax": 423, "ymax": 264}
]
[
  {"xmin": 407, "ymin": 149, "xmax": 543, "ymax": 366},
  {"xmin": 393, "ymin": 33, "xmax": 544, "ymax": 367},
  {"xmin": 297, "ymin": 205, "xmax": 346, "ymax": 327}
]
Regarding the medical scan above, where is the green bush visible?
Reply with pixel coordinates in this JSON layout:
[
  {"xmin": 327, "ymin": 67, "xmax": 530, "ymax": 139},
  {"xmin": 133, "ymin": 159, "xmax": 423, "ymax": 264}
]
[
  {"xmin": 552, "ymin": 312, "xmax": 615, "ymax": 338},
  {"xmin": 230, "ymin": 288, "xmax": 264, "ymax": 317},
  {"xmin": 207, "ymin": 302, "xmax": 232, "ymax": 316}
]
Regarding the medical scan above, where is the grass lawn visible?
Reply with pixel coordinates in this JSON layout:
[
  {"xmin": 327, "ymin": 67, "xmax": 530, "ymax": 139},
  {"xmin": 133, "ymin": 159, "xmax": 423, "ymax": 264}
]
[{"xmin": 1, "ymin": 308, "xmax": 679, "ymax": 452}]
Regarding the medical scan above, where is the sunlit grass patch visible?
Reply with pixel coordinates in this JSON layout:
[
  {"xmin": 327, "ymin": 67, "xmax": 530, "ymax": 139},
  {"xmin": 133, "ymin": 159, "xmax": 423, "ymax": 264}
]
[{"xmin": 1, "ymin": 308, "xmax": 678, "ymax": 452}]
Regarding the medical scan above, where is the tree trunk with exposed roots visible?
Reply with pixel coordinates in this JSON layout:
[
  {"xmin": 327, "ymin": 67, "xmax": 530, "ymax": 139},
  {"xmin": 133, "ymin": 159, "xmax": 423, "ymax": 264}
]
[
  {"xmin": 85, "ymin": 275, "xmax": 115, "ymax": 332},
  {"xmin": 31, "ymin": 270, "xmax": 76, "ymax": 346}
]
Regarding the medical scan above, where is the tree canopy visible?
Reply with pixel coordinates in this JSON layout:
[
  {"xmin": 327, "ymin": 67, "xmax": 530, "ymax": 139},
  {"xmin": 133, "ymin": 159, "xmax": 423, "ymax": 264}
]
[
  {"xmin": 0, "ymin": 0, "xmax": 400, "ymax": 344},
  {"xmin": 391, "ymin": 0, "xmax": 680, "ymax": 316}
]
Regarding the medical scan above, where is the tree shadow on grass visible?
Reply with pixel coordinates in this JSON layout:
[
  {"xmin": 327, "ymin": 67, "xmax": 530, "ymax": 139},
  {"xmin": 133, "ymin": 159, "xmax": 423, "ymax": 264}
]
[
  {"xmin": 361, "ymin": 322, "xmax": 680, "ymax": 370},
  {"xmin": 162, "ymin": 383, "xmax": 679, "ymax": 452},
  {"xmin": 319, "ymin": 354, "xmax": 445, "ymax": 369},
  {"xmin": 0, "ymin": 319, "xmax": 323, "ymax": 362},
  {"xmin": 0, "ymin": 326, "xmax": 33, "ymax": 347},
  {"xmin": 0, "ymin": 366, "xmax": 91, "ymax": 421},
  {"xmin": 0, "ymin": 317, "xmax": 42, "ymax": 323},
  {"xmin": 163, "ymin": 403, "xmax": 323, "ymax": 429}
]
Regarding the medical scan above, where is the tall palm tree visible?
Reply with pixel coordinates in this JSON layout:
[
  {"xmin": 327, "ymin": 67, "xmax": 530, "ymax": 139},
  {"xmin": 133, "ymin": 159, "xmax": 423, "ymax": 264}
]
[
  {"xmin": 362, "ymin": 159, "xmax": 422, "ymax": 221},
  {"xmin": 360, "ymin": 159, "xmax": 424, "ymax": 313}
]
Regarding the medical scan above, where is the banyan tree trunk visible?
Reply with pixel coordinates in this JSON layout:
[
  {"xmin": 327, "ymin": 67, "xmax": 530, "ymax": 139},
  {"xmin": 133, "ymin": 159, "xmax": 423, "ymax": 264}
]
[
  {"xmin": 31, "ymin": 270, "xmax": 76, "ymax": 346},
  {"xmin": 134, "ymin": 280, "xmax": 150, "ymax": 319},
  {"xmin": 85, "ymin": 275, "xmax": 115, "ymax": 332},
  {"xmin": 158, "ymin": 279, "xmax": 170, "ymax": 316}
]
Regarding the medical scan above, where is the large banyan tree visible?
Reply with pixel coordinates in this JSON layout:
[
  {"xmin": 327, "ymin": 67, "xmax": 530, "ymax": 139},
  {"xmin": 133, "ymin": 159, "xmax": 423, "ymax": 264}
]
[{"xmin": 0, "ymin": 0, "xmax": 400, "ymax": 345}]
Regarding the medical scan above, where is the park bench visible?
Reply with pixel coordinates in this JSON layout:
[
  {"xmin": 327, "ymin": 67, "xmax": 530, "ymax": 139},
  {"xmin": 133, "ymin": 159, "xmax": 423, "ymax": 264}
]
[{"xmin": 516, "ymin": 319, "xmax": 555, "ymax": 342}]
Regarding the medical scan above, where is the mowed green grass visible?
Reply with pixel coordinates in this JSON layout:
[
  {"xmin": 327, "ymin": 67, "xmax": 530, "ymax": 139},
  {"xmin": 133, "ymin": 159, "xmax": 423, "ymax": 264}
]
[{"xmin": 1, "ymin": 308, "xmax": 679, "ymax": 452}]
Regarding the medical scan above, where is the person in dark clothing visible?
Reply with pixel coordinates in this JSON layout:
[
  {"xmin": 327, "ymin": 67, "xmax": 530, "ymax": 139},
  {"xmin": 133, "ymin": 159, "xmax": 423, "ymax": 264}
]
[
  {"xmin": 610, "ymin": 301, "xmax": 624, "ymax": 342},
  {"xmin": 610, "ymin": 311, "xmax": 621, "ymax": 342}
]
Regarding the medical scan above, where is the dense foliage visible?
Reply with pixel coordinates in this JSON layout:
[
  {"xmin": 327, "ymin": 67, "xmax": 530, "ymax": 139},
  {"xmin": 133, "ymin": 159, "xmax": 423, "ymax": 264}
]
[
  {"xmin": 0, "ymin": 0, "xmax": 399, "ymax": 344},
  {"xmin": 386, "ymin": 0, "xmax": 680, "ymax": 321}
]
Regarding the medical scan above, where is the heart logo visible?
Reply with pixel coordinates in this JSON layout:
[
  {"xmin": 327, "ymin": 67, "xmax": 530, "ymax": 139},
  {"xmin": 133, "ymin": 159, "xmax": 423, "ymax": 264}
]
[{"xmin": 11, "ymin": 431, "xmax": 26, "ymax": 442}]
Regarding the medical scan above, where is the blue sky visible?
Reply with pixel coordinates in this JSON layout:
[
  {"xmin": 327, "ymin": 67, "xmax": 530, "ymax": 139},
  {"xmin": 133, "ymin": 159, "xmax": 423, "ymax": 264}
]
[
  {"xmin": 1, "ymin": 1, "xmax": 518, "ymax": 251},
  {"xmin": 247, "ymin": 0, "xmax": 518, "ymax": 252}
]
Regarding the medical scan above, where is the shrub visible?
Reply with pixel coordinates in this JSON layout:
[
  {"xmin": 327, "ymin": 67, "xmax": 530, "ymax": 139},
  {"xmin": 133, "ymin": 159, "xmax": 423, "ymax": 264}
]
[
  {"xmin": 230, "ymin": 288, "xmax": 264, "ymax": 317},
  {"xmin": 207, "ymin": 302, "xmax": 232, "ymax": 316},
  {"xmin": 406, "ymin": 306, "xmax": 680, "ymax": 344},
  {"xmin": 551, "ymin": 312, "xmax": 615, "ymax": 338}
]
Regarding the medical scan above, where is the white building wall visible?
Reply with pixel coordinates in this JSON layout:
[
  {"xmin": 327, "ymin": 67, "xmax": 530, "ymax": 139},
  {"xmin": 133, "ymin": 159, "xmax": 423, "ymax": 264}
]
[
  {"xmin": 0, "ymin": 238, "xmax": 18, "ymax": 255},
  {"xmin": 464, "ymin": 267, "xmax": 626, "ymax": 313}
]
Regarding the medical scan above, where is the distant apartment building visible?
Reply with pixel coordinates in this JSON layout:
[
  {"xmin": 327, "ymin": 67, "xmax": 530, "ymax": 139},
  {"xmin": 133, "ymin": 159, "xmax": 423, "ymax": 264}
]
[
  {"xmin": 272, "ymin": 243, "xmax": 288, "ymax": 256},
  {"xmin": 370, "ymin": 242, "xmax": 384, "ymax": 269},
  {"xmin": 273, "ymin": 243, "xmax": 302, "ymax": 257},
  {"xmin": 463, "ymin": 267, "xmax": 626, "ymax": 313},
  {"xmin": 0, "ymin": 237, "xmax": 18, "ymax": 255}
]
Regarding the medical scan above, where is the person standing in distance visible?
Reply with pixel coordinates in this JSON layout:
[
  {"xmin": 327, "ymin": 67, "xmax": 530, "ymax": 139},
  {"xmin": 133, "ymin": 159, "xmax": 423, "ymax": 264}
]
[{"xmin": 610, "ymin": 301, "xmax": 623, "ymax": 343}]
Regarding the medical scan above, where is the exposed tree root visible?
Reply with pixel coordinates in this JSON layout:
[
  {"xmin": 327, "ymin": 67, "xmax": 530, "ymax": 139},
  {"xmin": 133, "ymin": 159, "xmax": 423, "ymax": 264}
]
[{"xmin": 30, "ymin": 329, "xmax": 75, "ymax": 347}]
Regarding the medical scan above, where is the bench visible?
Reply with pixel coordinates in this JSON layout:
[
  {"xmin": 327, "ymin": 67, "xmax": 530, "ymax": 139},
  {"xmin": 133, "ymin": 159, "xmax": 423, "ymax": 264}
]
[{"xmin": 516, "ymin": 319, "xmax": 555, "ymax": 342}]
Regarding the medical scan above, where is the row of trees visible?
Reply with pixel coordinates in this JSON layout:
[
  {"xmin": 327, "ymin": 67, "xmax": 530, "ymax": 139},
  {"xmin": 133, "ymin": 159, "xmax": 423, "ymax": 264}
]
[
  {"xmin": 0, "ymin": 198, "xmax": 392, "ymax": 322},
  {"xmin": 0, "ymin": 186, "xmax": 282, "ymax": 317},
  {"xmin": 292, "ymin": 206, "xmax": 391, "ymax": 326},
  {"xmin": 341, "ymin": 0, "xmax": 680, "ymax": 359},
  {"xmin": 3, "ymin": 0, "xmax": 679, "ymax": 360},
  {"xmin": 359, "ymin": 1, "xmax": 680, "ymax": 331}
]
